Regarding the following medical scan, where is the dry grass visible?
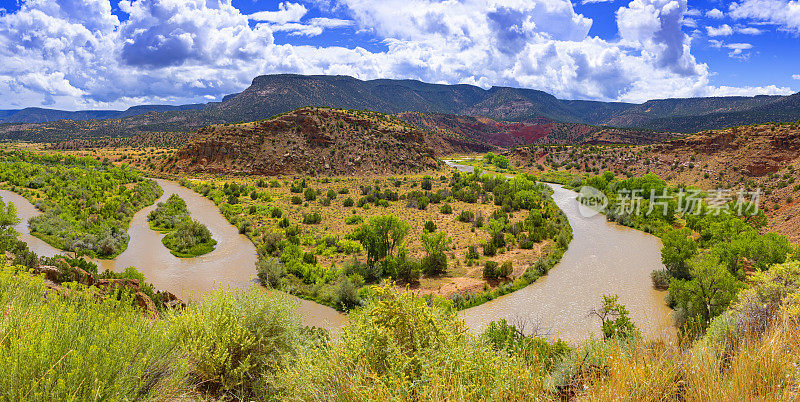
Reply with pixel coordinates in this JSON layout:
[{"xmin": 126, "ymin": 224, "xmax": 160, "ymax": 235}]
[{"xmin": 577, "ymin": 315, "xmax": 800, "ymax": 401}]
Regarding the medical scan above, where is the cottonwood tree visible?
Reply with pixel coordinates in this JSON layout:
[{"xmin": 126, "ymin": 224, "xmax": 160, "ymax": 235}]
[
  {"xmin": 669, "ymin": 254, "xmax": 743, "ymax": 331},
  {"xmin": 350, "ymin": 215, "xmax": 410, "ymax": 267},
  {"xmin": 589, "ymin": 294, "xmax": 638, "ymax": 339}
]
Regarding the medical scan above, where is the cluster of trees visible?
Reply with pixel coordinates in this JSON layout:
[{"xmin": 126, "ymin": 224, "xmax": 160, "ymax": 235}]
[
  {"xmin": 573, "ymin": 170, "xmax": 796, "ymax": 337},
  {"xmin": 162, "ymin": 219, "xmax": 216, "ymax": 258},
  {"xmin": 483, "ymin": 152, "xmax": 510, "ymax": 170},
  {"xmin": 185, "ymin": 168, "xmax": 573, "ymax": 311},
  {"xmin": 148, "ymin": 194, "xmax": 216, "ymax": 258},
  {"xmin": 147, "ymin": 194, "xmax": 189, "ymax": 231},
  {"xmin": 660, "ymin": 209, "xmax": 794, "ymax": 335},
  {"xmin": 0, "ymin": 151, "xmax": 162, "ymax": 257}
]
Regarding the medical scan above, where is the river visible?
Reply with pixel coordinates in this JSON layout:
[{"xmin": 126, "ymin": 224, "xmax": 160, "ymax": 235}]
[
  {"xmin": 0, "ymin": 180, "xmax": 345, "ymax": 329},
  {"xmin": 458, "ymin": 184, "xmax": 674, "ymax": 342},
  {"xmin": 1, "ymin": 169, "xmax": 672, "ymax": 342}
]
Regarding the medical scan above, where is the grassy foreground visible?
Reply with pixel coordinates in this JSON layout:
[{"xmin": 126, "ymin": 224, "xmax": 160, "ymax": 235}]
[{"xmin": 2, "ymin": 258, "xmax": 799, "ymax": 400}]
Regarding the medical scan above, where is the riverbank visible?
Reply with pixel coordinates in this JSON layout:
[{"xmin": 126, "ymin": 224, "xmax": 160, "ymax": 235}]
[{"xmin": 0, "ymin": 181, "xmax": 346, "ymax": 329}]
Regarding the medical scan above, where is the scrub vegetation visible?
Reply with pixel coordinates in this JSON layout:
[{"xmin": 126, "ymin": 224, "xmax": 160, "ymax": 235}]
[
  {"xmin": 2, "ymin": 259, "xmax": 800, "ymax": 400},
  {"xmin": 0, "ymin": 150, "xmax": 161, "ymax": 257},
  {"xmin": 179, "ymin": 167, "xmax": 572, "ymax": 311},
  {"xmin": 148, "ymin": 194, "xmax": 216, "ymax": 257}
]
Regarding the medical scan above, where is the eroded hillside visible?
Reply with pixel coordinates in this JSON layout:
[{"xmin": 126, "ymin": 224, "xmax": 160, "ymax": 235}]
[
  {"xmin": 169, "ymin": 108, "xmax": 443, "ymax": 176},
  {"xmin": 398, "ymin": 112, "xmax": 677, "ymax": 147},
  {"xmin": 513, "ymin": 122, "xmax": 800, "ymax": 240}
]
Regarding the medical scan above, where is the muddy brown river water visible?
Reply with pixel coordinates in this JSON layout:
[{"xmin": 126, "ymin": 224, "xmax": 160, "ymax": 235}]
[
  {"xmin": 1, "ymin": 171, "xmax": 672, "ymax": 342},
  {"xmin": 0, "ymin": 180, "xmax": 345, "ymax": 329},
  {"xmin": 458, "ymin": 184, "xmax": 674, "ymax": 342}
]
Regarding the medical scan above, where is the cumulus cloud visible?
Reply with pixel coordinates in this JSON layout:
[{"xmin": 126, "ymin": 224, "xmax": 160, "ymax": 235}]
[
  {"xmin": 706, "ymin": 8, "xmax": 724, "ymax": 19},
  {"xmin": 248, "ymin": 2, "xmax": 307, "ymax": 23},
  {"xmin": 707, "ymin": 24, "xmax": 734, "ymax": 36},
  {"xmin": 0, "ymin": 0, "xmax": 793, "ymax": 109},
  {"xmin": 729, "ymin": 0, "xmax": 800, "ymax": 33},
  {"xmin": 793, "ymin": 74, "xmax": 800, "ymax": 80},
  {"xmin": 736, "ymin": 25, "xmax": 763, "ymax": 34}
]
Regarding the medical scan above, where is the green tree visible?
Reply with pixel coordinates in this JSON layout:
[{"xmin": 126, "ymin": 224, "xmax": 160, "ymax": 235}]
[
  {"xmin": 590, "ymin": 294, "xmax": 638, "ymax": 339},
  {"xmin": 669, "ymin": 254, "xmax": 743, "ymax": 330},
  {"xmin": 0, "ymin": 199, "xmax": 19, "ymax": 250},
  {"xmin": 660, "ymin": 228, "xmax": 697, "ymax": 280},
  {"xmin": 421, "ymin": 231, "xmax": 451, "ymax": 276},
  {"xmin": 350, "ymin": 215, "xmax": 410, "ymax": 266},
  {"xmin": 492, "ymin": 155, "xmax": 509, "ymax": 169}
]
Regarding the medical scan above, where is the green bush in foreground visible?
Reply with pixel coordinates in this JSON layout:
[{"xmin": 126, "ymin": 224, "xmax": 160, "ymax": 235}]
[
  {"xmin": 0, "ymin": 266, "xmax": 187, "ymax": 400},
  {"xmin": 3, "ymin": 260, "xmax": 800, "ymax": 400},
  {"xmin": 168, "ymin": 288, "xmax": 302, "ymax": 398},
  {"xmin": 280, "ymin": 284, "xmax": 548, "ymax": 399}
]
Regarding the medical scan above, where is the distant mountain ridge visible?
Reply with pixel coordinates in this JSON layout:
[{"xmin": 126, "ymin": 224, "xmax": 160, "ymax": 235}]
[
  {"xmin": 0, "ymin": 104, "xmax": 206, "ymax": 124},
  {"xmin": 1, "ymin": 74, "xmax": 799, "ymax": 140}
]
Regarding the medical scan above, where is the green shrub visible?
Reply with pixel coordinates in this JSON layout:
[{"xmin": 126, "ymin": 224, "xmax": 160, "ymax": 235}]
[
  {"xmin": 304, "ymin": 188, "xmax": 317, "ymax": 201},
  {"xmin": 343, "ymin": 197, "xmax": 354, "ymax": 207},
  {"xmin": 439, "ymin": 203, "xmax": 452, "ymax": 214},
  {"xmin": 417, "ymin": 196, "xmax": 429, "ymax": 210},
  {"xmin": 257, "ymin": 257, "xmax": 286, "ymax": 288},
  {"xmin": 303, "ymin": 212, "xmax": 322, "ymax": 224},
  {"xmin": 650, "ymin": 269, "xmax": 671, "ymax": 290},
  {"xmin": 291, "ymin": 196, "xmax": 302, "ymax": 205},
  {"xmin": 0, "ymin": 267, "xmax": 188, "ymax": 400},
  {"xmin": 483, "ymin": 260, "xmax": 499, "ymax": 279},
  {"xmin": 421, "ymin": 176, "xmax": 432, "ymax": 190},
  {"xmin": 483, "ymin": 241, "xmax": 497, "ymax": 257},
  {"xmin": 423, "ymin": 220, "xmax": 437, "ymax": 233},
  {"xmin": 498, "ymin": 261, "xmax": 513, "ymax": 278},
  {"xmin": 336, "ymin": 277, "xmax": 361, "ymax": 310},
  {"xmin": 421, "ymin": 252, "xmax": 447, "ymax": 277},
  {"xmin": 345, "ymin": 215, "xmax": 363, "ymax": 225},
  {"xmin": 466, "ymin": 245, "xmax": 480, "ymax": 261},
  {"xmin": 457, "ymin": 210, "xmax": 474, "ymax": 223},
  {"xmin": 168, "ymin": 289, "xmax": 301, "ymax": 398}
]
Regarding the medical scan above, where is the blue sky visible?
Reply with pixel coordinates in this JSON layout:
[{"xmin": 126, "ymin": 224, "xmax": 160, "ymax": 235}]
[{"xmin": 0, "ymin": 0, "xmax": 798, "ymax": 110}]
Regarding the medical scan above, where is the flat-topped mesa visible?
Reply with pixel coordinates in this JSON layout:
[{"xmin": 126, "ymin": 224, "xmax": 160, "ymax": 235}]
[{"xmin": 170, "ymin": 107, "xmax": 440, "ymax": 176}]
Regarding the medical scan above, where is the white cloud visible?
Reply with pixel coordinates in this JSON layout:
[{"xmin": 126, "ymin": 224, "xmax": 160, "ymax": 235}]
[
  {"xmin": 582, "ymin": 0, "xmax": 615, "ymax": 4},
  {"xmin": 736, "ymin": 25, "xmax": 763, "ymax": 34},
  {"xmin": 726, "ymin": 42, "xmax": 753, "ymax": 58},
  {"xmin": 729, "ymin": 0, "xmax": 800, "ymax": 33},
  {"xmin": 248, "ymin": 2, "xmax": 307, "ymax": 23},
  {"xmin": 0, "ymin": 0, "xmax": 792, "ymax": 110},
  {"xmin": 706, "ymin": 8, "xmax": 724, "ymax": 19},
  {"xmin": 309, "ymin": 17, "xmax": 354, "ymax": 28},
  {"xmin": 268, "ymin": 22, "xmax": 324, "ymax": 36},
  {"xmin": 616, "ymin": 0, "xmax": 699, "ymax": 76},
  {"xmin": 792, "ymin": 74, "xmax": 800, "ymax": 80},
  {"xmin": 685, "ymin": 8, "xmax": 702, "ymax": 16},
  {"xmin": 707, "ymin": 24, "xmax": 734, "ymax": 36}
]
